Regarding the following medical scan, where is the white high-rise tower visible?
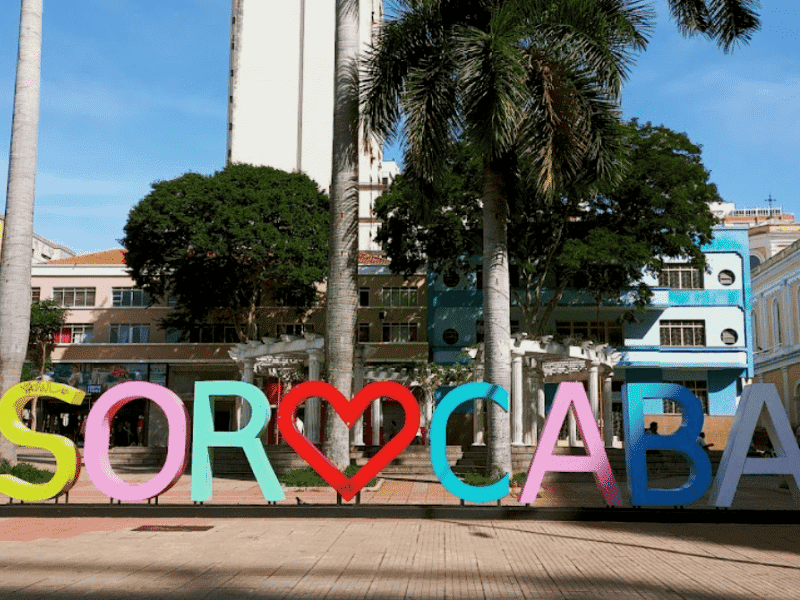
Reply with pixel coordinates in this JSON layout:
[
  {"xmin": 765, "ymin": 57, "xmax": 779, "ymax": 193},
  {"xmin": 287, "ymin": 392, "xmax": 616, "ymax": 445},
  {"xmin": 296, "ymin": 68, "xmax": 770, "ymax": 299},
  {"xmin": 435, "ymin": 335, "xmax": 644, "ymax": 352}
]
[{"xmin": 227, "ymin": 0, "xmax": 395, "ymax": 251}]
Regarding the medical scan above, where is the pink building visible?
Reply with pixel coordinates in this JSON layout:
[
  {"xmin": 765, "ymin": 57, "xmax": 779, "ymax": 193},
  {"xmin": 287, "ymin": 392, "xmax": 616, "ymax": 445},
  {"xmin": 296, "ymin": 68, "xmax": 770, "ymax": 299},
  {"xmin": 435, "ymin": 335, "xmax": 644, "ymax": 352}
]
[{"xmin": 31, "ymin": 249, "xmax": 427, "ymax": 448}]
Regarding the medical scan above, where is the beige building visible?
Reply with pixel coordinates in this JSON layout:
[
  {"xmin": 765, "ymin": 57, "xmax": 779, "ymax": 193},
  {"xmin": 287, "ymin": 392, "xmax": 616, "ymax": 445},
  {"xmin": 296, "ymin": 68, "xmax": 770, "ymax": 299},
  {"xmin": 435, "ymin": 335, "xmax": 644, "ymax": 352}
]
[
  {"xmin": 751, "ymin": 238, "xmax": 800, "ymax": 428},
  {"xmin": 710, "ymin": 201, "xmax": 800, "ymax": 269},
  {"xmin": 31, "ymin": 249, "xmax": 427, "ymax": 447},
  {"xmin": 748, "ymin": 223, "xmax": 800, "ymax": 269}
]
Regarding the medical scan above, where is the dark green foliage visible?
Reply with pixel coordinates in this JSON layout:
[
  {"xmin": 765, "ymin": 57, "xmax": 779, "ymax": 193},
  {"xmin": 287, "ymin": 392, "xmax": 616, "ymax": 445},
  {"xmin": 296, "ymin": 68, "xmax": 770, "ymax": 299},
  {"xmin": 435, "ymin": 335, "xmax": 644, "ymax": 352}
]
[
  {"xmin": 511, "ymin": 471, "xmax": 528, "ymax": 485},
  {"xmin": 279, "ymin": 465, "xmax": 378, "ymax": 488},
  {"xmin": 27, "ymin": 300, "xmax": 67, "ymax": 379},
  {"xmin": 0, "ymin": 460, "xmax": 53, "ymax": 484},
  {"xmin": 121, "ymin": 164, "xmax": 330, "ymax": 341},
  {"xmin": 376, "ymin": 120, "xmax": 718, "ymax": 334}
]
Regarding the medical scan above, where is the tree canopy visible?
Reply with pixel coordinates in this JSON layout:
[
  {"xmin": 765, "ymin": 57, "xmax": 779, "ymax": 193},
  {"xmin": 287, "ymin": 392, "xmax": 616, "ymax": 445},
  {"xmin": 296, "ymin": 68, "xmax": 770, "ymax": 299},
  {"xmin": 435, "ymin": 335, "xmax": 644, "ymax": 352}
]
[
  {"xmin": 122, "ymin": 164, "xmax": 330, "ymax": 342},
  {"xmin": 26, "ymin": 300, "xmax": 67, "ymax": 380},
  {"xmin": 375, "ymin": 120, "xmax": 719, "ymax": 335}
]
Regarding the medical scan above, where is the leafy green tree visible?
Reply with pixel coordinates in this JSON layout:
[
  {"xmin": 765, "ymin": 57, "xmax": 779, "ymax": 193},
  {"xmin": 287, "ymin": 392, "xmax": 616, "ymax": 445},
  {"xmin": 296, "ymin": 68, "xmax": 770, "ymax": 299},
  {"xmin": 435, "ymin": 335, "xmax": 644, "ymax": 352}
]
[
  {"xmin": 376, "ymin": 119, "xmax": 719, "ymax": 335},
  {"xmin": 122, "ymin": 164, "xmax": 330, "ymax": 342},
  {"xmin": 25, "ymin": 299, "xmax": 67, "ymax": 432},
  {"xmin": 27, "ymin": 300, "xmax": 67, "ymax": 380}
]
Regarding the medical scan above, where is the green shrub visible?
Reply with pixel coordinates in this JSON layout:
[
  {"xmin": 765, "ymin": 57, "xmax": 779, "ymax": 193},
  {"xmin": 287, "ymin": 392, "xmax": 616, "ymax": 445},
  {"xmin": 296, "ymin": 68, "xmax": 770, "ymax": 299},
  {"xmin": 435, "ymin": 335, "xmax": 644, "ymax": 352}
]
[
  {"xmin": 0, "ymin": 460, "xmax": 53, "ymax": 484},
  {"xmin": 279, "ymin": 465, "xmax": 377, "ymax": 488},
  {"xmin": 511, "ymin": 471, "xmax": 527, "ymax": 485},
  {"xmin": 460, "ymin": 471, "xmax": 528, "ymax": 487}
]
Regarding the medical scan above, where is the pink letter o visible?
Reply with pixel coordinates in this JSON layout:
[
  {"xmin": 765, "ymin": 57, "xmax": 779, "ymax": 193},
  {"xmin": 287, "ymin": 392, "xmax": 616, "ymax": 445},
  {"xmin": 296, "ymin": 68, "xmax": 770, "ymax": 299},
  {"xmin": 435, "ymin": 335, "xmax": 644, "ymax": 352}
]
[{"xmin": 84, "ymin": 381, "xmax": 189, "ymax": 501}]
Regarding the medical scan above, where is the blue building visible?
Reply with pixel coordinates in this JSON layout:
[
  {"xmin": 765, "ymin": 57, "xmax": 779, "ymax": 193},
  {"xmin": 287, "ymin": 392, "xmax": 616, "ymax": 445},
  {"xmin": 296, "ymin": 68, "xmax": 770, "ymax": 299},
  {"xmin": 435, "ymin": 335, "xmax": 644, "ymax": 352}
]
[{"xmin": 427, "ymin": 226, "xmax": 753, "ymax": 449}]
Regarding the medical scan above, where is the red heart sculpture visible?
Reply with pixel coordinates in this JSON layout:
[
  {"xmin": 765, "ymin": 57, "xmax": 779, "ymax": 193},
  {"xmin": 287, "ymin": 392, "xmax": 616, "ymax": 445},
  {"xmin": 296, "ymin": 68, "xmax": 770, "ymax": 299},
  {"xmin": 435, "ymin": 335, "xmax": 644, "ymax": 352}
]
[{"xmin": 277, "ymin": 381, "xmax": 420, "ymax": 501}]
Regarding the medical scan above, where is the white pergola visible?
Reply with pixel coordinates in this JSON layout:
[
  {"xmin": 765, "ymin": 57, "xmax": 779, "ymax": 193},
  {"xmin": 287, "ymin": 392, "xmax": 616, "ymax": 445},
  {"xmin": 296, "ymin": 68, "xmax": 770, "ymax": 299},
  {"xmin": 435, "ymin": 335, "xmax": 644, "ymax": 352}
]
[
  {"xmin": 228, "ymin": 333, "xmax": 620, "ymax": 448},
  {"xmin": 228, "ymin": 334, "xmax": 324, "ymax": 441}
]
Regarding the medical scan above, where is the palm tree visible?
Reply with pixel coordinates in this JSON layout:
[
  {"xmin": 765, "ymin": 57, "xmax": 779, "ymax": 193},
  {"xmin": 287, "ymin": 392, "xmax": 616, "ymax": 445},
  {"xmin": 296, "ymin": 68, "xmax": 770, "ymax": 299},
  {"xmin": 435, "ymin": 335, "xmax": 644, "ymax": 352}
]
[
  {"xmin": 362, "ymin": 0, "xmax": 648, "ymax": 477},
  {"xmin": 362, "ymin": 0, "xmax": 759, "ymax": 478},
  {"xmin": 323, "ymin": 0, "xmax": 361, "ymax": 469},
  {"xmin": 0, "ymin": 0, "xmax": 44, "ymax": 464}
]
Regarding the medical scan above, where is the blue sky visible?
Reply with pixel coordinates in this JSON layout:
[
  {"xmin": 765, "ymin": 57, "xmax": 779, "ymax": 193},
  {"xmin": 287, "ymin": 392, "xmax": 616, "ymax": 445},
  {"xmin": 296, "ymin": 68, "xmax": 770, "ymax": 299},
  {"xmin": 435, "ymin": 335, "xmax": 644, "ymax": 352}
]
[{"xmin": 1, "ymin": 1, "xmax": 798, "ymax": 255}]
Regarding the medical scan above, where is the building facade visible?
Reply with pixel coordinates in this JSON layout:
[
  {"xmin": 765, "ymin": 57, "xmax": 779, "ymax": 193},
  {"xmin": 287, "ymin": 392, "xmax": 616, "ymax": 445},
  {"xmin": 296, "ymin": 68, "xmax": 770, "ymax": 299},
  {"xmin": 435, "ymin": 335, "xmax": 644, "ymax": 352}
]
[
  {"xmin": 426, "ymin": 227, "xmax": 753, "ymax": 449},
  {"xmin": 751, "ymin": 237, "xmax": 800, "ymax": 429},
  {"xmin": 31, "ymin": 249, "xmax": 427, "ymax": 447}
]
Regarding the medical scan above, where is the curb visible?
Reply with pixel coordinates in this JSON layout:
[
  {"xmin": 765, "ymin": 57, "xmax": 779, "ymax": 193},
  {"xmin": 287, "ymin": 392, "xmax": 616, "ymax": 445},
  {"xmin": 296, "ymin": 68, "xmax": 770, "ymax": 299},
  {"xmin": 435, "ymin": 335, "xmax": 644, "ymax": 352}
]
[{"xmin": 1, "ymin": 504, "xmax": 798, "ymax": 523}]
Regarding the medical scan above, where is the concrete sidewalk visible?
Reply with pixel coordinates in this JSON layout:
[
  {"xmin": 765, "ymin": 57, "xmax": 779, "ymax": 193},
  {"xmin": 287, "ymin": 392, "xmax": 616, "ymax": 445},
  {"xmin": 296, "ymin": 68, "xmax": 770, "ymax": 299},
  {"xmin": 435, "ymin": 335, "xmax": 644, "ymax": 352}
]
[{"xmin": 0, "ymin": 516, "xmax": 799, "ymax": 598}]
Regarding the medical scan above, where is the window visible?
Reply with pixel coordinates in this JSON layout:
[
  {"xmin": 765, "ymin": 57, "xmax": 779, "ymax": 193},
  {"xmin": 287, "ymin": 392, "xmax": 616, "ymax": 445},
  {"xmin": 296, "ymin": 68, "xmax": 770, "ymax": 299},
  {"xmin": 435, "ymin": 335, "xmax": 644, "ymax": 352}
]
[
  {"xmin": 718, "ymin": 270, "xmax": 735, "ymax": 286},
  {"xmin": 54, "ymin": 324, "xmax": 93, "ymax": 344},
  {"xmin": 556, "ymin": 321, "xmax": 624, "ymax": 346},
  {"xmin": 31, "ymin": 287, "xmax": 40, "ymax": 303},
  {"xmin": 797, "ymin": 288, "xmax": 800, "ymax": 342},
  {"xmin": 443, "ymin": 272, "xmax": 460, "ymax": 288},
  {"xmin": 382, "ymin": 322, "xmax": 418, "ymax": 343},
  {"xmin": 109, "ymin": 324, "xmax": 149, "ymax": 343},
  {"xmin": 443, "ymin": 329, "xmax": 459, "ymax": 345},
  {"xmin": 381, "ymin": 287, "xmax": 418, "ymax": 307},
  {"xmin": 474, "ymin": 265, "xmax": 519, "ymax": 289},
  {"xmin": 358, "ymin": 323, "xmax": 370, "ymax": 342},
  {"xmin": 659, "ymin": 320, "xmax": 706, "ymax": 346},
  {"xmin": 663, "ymin": 380, "xmax": 709, "ymax": 414},
  {"xmin": 658, "ymin": 264, "xmax": 702, "ymax": 289},
  {"xmin": 277, "ymin": 323, "xmax": 313, "ymax": 337},
  {"xmin": 53, "ymin": 287, "xmax": 95, "ymax": 307},
  {"xmin": 175, "ymin": 325, "xmax": 239, "ymax": 343},
  {"xmin": 359, "ymin": 287, "xmax": 370, "ymax": 307},
  {"xmin": 476, "ymin": 320, "xmax": 520, "ymax": 344},
  {"xmin": 112, "ymin": 288, "xmax": 151, "ymax": 307},
  {"xmin": 773, "ymin": 299, "xmax": 783, "ymax": 346}
]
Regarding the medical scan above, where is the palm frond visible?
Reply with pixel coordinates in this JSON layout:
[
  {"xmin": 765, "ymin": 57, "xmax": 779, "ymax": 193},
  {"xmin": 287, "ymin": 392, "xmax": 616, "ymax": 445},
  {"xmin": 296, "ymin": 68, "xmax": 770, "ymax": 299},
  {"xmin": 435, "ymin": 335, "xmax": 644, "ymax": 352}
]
[
  {"xmin": 456, "ymin": 23, "xmax": 526, "ymax": 159},
  {"xmin": 667, "ymin": 0, "xmax": 711, "ymax": 37},
  {"xmin": 707, "ymin": 0, "xmax": 761, "ymax": 52}
]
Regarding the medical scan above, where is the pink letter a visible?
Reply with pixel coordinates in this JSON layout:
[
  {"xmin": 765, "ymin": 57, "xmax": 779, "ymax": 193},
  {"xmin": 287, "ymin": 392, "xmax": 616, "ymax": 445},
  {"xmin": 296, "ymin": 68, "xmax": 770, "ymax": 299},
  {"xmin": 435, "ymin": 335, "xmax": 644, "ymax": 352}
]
[{"xmin": 519, "ymin": 382, "xmax": 622, "ymax": 505}]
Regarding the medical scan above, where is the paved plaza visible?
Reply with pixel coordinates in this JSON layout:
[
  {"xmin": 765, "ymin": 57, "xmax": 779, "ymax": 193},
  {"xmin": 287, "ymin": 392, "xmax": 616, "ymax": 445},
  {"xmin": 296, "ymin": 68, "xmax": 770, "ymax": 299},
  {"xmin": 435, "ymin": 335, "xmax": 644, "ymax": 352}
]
[
  {"xmin": 0, "ymin": 463, "xmax": 798, "ymax": 599},
  {"xmin": 1, "ymin": 516, "xmax": 800, "ymax": 599}
]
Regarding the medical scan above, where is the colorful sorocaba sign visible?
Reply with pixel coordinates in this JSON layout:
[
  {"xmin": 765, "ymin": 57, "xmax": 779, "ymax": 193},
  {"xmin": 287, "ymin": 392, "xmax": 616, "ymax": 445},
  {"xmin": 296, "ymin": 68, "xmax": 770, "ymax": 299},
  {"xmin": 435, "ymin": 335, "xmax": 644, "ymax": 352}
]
[{"xmin": 1, "ymin": 379, "xmax": 799, "ymax": 507}]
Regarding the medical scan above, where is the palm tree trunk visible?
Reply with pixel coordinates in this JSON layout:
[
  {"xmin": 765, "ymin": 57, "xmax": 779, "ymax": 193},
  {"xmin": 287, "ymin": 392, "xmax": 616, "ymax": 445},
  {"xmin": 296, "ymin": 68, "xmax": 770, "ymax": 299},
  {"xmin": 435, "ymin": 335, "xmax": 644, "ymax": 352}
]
[
  {"xmin": 323, "ymin": 0, "xmax": 359, "ymax": 469},
  {"xmin": 482, "ymin": 162, "xmax": 511, "ymax": 478},
  {"xmin": 0, "ymin": 0, "xmax": 43, "ymax": 465}
]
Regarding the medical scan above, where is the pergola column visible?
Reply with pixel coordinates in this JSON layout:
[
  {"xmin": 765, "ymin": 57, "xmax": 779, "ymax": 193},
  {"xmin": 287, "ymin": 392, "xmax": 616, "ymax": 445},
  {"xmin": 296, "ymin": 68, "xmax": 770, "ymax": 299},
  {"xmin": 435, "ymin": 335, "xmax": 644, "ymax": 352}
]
[
  {"xmin": 423, "ymin": 389, "xmax": 434, "ymax": 446},
  {"xmin": 603, "ymin": 372, "xmax": 614, "ymax": 447},
  {"xmin": 511, "ymin": 350, "xmax": 524, "ymax": 446},
  {"xmin": 237, "ymin": 357, "xmax": 255, "ymax": 430},
  {"xmin": 371, "ymin": 394, "xmax": 382, "ymax": 445},
  {"xmin": 588, "ymin": 362, "xmax": 600, "ymax": 422},
  {"xmin": 526, "ymin": 358, "xmax": 545, "ymax": 446},
  {"xmin": 568, "ymin": 410, "xmax": 578, "ymax": 447},
  {"xmin": 473, "ymin": 397, "xmax": 485, "ymax": 446},
  {"xmin": 351, "ymin": 346, "xmax": 365, "ymax": 446},
  {"xmin": 306, "ymin": 349, "xmax": 323, "ymax": 444}
]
